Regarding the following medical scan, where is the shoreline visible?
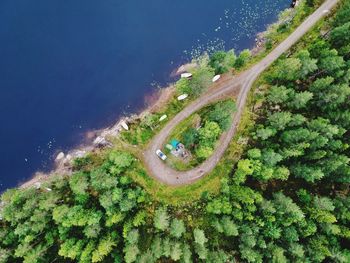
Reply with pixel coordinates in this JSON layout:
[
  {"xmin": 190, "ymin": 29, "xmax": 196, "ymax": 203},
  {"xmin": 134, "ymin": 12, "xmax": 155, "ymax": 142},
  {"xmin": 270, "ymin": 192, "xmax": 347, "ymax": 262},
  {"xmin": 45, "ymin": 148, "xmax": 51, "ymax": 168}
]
[
  {"xmin": 15, "ymin": 3, "xmax": 297, "ymax": 192},
  {"xmin": 19, "ymin": 83, "xmax": 177, "ymax": 189}
]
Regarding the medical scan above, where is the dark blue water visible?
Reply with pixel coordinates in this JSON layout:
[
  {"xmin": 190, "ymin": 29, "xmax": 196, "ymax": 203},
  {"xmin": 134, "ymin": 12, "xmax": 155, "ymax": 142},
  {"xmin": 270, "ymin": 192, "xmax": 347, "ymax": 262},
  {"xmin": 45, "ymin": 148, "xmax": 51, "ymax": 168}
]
[{"xmin": 0, "ymin": 0, "xmax": 290, "ymax": 191}]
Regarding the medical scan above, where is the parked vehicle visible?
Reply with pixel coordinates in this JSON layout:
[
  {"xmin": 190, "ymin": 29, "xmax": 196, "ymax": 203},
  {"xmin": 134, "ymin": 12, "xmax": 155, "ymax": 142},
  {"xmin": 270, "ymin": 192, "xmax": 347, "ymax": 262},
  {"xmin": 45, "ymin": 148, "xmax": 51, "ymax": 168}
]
[{"xmin": 156, "ymin": 149, "xmax": 167, "ymax": 160}]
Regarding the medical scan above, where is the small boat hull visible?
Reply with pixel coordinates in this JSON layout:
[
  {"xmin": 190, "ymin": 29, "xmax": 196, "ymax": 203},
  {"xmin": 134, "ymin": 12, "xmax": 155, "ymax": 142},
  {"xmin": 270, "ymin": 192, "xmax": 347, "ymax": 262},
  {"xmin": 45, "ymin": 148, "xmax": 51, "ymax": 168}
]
[
  {"xmin": 177, "ymin": 94, "xmax": 188, "ymax": 101},
  {"xmin": 181, "ymin": 73, "xmax": 192, "ymax": 78},
  {"xmin": 121, "ymin": 121, "xmax": 129, "ymax": 131},
  {"xmin": 212, "ymin": 75, "xmax": 221, "ymax": 82}
]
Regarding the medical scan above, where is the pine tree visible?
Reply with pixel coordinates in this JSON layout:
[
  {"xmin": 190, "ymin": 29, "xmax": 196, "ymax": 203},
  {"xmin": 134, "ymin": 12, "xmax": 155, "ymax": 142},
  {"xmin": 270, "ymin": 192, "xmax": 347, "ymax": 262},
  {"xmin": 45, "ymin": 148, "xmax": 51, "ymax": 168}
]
[
  {"xmin": 153, "ymin": 207, "xmax": 169, "ymax": 231},
  {"xmin": 170, "ymin": 218, "xmax": 186, "ymax": 239}
]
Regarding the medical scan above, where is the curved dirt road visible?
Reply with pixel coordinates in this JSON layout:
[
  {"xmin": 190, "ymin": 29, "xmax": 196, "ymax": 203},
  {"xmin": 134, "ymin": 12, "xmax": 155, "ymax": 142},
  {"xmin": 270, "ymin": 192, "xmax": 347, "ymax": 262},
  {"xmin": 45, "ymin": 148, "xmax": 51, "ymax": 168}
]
[{"xmin": 143, "ymin": 0, "xmax": 339, "ymax": 186}]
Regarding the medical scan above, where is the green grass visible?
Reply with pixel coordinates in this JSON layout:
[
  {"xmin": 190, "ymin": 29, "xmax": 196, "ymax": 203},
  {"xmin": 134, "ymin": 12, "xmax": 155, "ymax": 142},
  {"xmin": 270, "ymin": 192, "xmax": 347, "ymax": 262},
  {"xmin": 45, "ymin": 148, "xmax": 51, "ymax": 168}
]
[
  {"xmin": 124, "ymin": 158, "xmax": 222, "ymax": 206},
  {"xmin": 120, "ymin": 96, "xmax": 190, "ymax": 147},
  {"xmin": 166, "ymin": 114, "xmax": 201, "ymax": 145},
  {"xmin": 166, "ymin": 153, "xmax": 199, "ymax": 171}
]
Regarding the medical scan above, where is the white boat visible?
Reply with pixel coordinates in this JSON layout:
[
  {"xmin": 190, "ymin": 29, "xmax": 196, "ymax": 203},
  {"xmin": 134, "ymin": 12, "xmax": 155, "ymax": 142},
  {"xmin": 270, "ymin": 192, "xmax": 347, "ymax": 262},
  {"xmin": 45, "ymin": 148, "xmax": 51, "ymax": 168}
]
[
  {"xmin": 159, "ymin": 114, "xmax": 167, "ymax": 122},
  {"xmin": 181, "ymin": 72, "xmax": 192, "ymax": 78},
  {"xmin": 121, "ymin": 121, "xmax": 129, "ymax": 131},
  {"xmin": 212, "ymin": 75, "xmax": 221, "ymax": 82},
  {"xmin": 177, "ymin": 94, "xmax": 188, "ymax": 101}
]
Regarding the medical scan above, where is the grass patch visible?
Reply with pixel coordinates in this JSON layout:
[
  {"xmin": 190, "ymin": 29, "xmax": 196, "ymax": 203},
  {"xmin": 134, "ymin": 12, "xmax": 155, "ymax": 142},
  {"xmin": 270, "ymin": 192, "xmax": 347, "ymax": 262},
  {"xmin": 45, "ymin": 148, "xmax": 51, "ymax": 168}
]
[
  {"xmin": 166, "ymin": 114, "xmax": 201, "ymax": 145},
  {"xmin": 124, "ymin": 157, "xmax": 222, "ymax": 206},
  {"xmin": 120, "ymin": 99, "xmax": 186, "ymax": 147}
]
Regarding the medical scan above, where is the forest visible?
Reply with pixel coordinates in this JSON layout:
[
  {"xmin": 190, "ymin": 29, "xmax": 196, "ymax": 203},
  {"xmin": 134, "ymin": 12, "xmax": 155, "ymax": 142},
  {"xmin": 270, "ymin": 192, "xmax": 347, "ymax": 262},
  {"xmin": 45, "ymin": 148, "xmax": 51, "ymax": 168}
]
[{"xmin": 1, "ymin": 0, "xmax": 350, "ymax": 262}]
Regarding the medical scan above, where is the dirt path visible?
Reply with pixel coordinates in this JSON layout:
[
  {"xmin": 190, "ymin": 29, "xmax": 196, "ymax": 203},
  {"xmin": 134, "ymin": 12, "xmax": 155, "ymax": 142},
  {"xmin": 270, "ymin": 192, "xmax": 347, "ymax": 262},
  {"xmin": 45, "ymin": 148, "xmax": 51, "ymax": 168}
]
[{"xmin": 143, "ymin": 0, "xmax": 339, "ymax": 186}]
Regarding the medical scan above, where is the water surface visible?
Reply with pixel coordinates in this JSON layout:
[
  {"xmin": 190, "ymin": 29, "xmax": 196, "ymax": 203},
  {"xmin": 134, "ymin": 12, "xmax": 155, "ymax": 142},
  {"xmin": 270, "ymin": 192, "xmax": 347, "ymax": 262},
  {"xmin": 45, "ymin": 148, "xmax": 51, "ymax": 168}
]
[{"xmin": 0, "ymin": 0, "xmax": 290, "ymax": 191}]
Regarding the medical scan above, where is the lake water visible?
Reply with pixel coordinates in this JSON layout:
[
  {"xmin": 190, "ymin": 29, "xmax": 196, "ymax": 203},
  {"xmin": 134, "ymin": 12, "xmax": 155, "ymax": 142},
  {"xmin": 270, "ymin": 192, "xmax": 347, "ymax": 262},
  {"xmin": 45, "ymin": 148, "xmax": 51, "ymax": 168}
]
[{"xmin": 0, "ymin": 0, "xmax": 290, "ymax": 191}]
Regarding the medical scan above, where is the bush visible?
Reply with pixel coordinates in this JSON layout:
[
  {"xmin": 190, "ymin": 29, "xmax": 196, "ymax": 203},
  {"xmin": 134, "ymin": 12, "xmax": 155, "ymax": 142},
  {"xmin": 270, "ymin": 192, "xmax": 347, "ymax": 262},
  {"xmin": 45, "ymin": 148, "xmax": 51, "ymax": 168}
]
[{"xmin": 209, "ymin": 50, "xmax": 236, "ymax": 74}]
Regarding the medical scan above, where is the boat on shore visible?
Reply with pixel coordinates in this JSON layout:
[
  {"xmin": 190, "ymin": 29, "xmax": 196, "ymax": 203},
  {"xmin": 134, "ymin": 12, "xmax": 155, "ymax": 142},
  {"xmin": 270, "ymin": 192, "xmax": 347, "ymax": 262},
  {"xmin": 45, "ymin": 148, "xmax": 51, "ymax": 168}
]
[
  {"xmin": 121, "ymin": 121, "xmax": 129, "ymax": 131},
  {"xmin": 177, "ymin": 94, "xmax": 188, "ymax": 101},
  {"xmin": 181, "ymin": 72, "xmax": 193, "ymax": 79}
]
